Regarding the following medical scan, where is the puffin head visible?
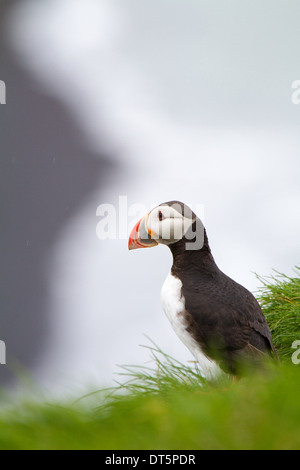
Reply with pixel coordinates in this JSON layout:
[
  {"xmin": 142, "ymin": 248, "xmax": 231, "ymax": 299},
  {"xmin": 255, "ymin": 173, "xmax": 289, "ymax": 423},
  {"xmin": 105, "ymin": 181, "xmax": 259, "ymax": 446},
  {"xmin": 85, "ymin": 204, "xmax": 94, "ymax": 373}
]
[{"xmin": 128, "ymin": 201, "xmax": 204, "ymax": 251}]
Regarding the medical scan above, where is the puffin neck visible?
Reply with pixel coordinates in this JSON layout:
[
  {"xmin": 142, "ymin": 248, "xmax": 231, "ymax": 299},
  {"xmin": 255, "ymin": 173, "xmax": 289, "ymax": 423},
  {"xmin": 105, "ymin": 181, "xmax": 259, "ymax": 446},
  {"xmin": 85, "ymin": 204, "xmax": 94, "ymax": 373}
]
[{"xmin": 169, "ymin": 228, "xmax": 220, "ymax": 276}]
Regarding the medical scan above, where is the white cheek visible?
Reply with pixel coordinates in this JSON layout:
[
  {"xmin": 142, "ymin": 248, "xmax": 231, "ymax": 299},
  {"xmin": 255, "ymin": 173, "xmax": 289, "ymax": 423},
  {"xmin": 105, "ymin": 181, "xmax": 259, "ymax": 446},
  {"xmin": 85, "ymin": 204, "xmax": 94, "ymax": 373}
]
[
  {"xmin": 155, "ymin": 218, "xmax": 192, "ymax": 244},
  {"xmin": 147, "ymin": 209, "xmax": 194, "ymax": 244},
  {"xmin": 171, "ymin": 219, "xmax": 185, "ymax": 241},
  {"xmin": 147, "ymin": 216, "xmax": 160, "ymax": 238},
  {"xmin": 171, "ymin": 217, "xmax": 194, "ymax": 242}
]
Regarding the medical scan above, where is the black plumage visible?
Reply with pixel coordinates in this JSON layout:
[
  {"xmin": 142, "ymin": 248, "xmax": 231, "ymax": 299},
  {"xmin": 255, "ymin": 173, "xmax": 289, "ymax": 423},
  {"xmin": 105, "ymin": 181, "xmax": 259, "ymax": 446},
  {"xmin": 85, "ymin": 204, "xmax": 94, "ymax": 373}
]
[{"xmin": 170, "ymin": 222, "xmax": 277, "ymax": 375}]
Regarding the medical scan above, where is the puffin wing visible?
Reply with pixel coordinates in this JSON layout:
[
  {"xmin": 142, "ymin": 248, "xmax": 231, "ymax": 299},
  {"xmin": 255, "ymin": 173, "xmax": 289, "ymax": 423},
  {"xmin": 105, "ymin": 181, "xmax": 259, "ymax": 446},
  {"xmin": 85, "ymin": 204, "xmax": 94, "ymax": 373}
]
[{"xmin": 181, "ymin": 271, "xmax": 276, "ymax": 372}]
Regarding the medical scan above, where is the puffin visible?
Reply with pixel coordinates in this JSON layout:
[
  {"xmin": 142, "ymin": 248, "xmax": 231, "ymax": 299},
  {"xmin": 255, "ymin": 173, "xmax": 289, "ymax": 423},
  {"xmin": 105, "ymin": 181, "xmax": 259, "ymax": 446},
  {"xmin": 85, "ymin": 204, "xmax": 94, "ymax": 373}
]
[{"xmin": 128, "ymin": 201, "xmax": 276, "ymax": 379}]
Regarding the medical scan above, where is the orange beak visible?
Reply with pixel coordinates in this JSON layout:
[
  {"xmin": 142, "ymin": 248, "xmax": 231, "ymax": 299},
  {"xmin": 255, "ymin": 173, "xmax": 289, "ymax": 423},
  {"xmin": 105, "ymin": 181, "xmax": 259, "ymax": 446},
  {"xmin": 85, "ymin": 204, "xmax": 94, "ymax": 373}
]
[{"xmin": 128, "ymin": 214, "xmax": 158, "ymax": 250}]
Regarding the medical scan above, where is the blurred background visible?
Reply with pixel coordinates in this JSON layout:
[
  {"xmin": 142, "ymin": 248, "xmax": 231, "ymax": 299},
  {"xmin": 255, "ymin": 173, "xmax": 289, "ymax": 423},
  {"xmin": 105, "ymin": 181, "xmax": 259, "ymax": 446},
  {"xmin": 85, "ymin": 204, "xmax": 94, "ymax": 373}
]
[{"xmin": 0, "ymin": 0, "xmax": 299, "ymax": 396}]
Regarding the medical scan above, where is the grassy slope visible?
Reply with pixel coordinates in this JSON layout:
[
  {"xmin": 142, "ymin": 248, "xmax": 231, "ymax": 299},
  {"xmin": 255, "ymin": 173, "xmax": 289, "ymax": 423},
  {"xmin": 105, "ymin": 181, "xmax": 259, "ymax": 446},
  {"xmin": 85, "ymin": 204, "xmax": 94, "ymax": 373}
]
[
  {"xmin": 0, "ymin": 268, "xmax": 299, "ymax": 450},
  {"xmin": 256, "ymin": 267, "xmax": 300, "ymax": 361}
]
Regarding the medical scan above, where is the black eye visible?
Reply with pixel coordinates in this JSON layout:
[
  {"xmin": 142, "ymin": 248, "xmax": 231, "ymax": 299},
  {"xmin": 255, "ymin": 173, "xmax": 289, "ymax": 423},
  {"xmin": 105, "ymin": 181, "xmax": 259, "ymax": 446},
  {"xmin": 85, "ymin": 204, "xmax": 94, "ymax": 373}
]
[{"xmin": 158, "ymin": 211, "xmax": 164, "ymax": 221}]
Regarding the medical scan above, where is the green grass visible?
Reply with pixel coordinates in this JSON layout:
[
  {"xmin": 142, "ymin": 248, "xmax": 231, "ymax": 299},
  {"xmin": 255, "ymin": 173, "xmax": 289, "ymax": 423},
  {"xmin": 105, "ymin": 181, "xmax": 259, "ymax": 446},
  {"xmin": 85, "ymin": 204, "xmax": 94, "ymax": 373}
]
[
  {"xmin": 0, "ymin": 267, "xmax": 299, "ymax": 450},
  {"xmin": 256, "ymin": 267, "xmax": 300, "ymax": 361}
]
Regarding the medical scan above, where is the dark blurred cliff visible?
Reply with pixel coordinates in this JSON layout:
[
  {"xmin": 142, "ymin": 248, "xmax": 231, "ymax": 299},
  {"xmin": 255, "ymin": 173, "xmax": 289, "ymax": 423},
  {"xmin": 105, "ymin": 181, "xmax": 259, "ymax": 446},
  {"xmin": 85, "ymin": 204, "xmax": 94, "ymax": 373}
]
[{"xmin": 0, "ymin": 0, "xmax": 117, "ymax": 385}]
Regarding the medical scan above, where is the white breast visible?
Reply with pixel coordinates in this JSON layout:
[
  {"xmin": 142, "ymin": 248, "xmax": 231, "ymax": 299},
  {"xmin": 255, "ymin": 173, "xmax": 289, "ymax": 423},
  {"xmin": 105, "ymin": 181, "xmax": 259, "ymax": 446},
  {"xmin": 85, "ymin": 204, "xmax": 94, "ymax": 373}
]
[{"xmin": 160, "ymin": 272, "xmax": 221, "ymax": 380}]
